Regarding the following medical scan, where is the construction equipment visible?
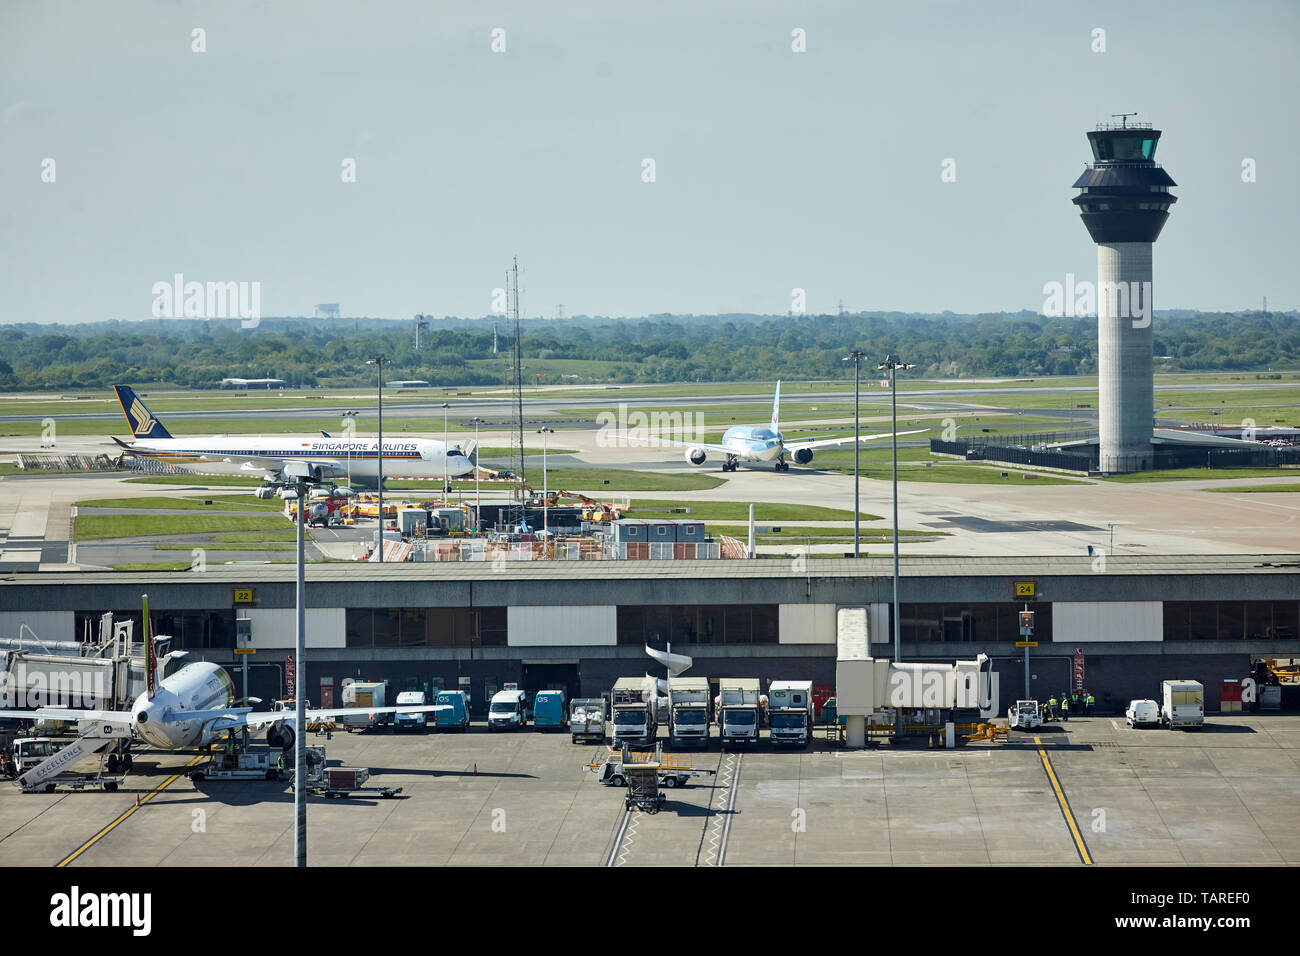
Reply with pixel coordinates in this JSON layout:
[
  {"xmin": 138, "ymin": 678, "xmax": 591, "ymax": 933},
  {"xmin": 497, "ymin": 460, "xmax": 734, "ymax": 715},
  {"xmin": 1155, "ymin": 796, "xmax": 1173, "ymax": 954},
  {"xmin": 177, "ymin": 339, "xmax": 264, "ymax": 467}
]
[{"xmin": 586, "ymin": 743, "xmax": 715, "ymax": 792}]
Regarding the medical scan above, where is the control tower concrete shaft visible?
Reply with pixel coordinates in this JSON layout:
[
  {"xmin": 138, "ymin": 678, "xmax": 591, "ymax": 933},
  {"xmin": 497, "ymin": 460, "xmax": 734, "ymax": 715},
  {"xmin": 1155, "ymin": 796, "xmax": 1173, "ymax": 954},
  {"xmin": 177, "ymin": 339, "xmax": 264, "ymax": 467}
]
[{"xmin": 1072, "ymin": 121, "xmax": 1177, "ymax": 472}]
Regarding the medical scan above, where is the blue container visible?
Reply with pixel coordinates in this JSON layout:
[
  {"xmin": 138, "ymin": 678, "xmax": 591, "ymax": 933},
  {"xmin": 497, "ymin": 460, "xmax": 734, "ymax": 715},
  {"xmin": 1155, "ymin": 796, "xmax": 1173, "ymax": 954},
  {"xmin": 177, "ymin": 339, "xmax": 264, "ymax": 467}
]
[{"xmin": 532, "ymin": 689, "xmax": 568, "ymax": 729}]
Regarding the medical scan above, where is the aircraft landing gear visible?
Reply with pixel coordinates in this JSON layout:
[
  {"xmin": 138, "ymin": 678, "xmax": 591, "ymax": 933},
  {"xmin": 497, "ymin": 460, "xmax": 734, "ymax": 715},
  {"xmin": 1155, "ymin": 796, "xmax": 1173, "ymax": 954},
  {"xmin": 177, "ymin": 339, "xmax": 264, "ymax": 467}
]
[
  {"xmin": 722, "ymin": 456, "xmax": 740, "ymax": 473},
  {"xmin": 775, "ymin": 458, "xmax": 790, "ymax": 472}
]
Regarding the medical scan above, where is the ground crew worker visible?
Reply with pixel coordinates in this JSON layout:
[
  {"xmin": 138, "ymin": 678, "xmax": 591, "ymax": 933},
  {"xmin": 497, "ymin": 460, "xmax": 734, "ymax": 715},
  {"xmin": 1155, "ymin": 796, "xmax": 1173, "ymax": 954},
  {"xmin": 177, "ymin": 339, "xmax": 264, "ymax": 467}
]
[
  {"xmin": 1060, "ymin": 695, "xmax": 1070, "ymax": 721},
  {"xmin": 277, "ymin": 753, "xmax": 286, "ymax": 775},
  {"xmin": 1086, "ymin": 692, "xmax": 1095, "ymax": 715},
  {"xmin": 1047, "ymin": 696, "xmax": 1058, "ymax": 720}
]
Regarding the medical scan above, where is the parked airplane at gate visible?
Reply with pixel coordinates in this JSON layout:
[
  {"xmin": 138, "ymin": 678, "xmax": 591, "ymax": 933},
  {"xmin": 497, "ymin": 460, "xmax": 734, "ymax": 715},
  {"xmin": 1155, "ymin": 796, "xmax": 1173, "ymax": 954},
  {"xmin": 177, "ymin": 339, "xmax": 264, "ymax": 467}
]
[
  {"xmin": 620, "ymin": 381, "xmax": 927, "ymax": 472},
  {"xmin": 111, "ymin": 385, "xmax": 475, "ymax": 490},
  {"xmin": 0, "ymin": 596, "xmax": 448, "ymax": 763}
]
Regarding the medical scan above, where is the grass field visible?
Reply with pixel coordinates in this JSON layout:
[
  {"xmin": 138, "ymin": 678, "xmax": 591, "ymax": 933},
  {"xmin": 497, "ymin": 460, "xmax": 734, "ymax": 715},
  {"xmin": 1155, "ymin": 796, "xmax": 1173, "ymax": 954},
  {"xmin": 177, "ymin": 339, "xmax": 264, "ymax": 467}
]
[
  {"xmin": 76, "ymin": 495, "xmax": 281, "ymax": 511},
  {"xmin": 210, "ymin": 531, "xmax": 299, "ymax": 542},
  {"xmin": 419, "ymin": 468, "xmax": 725, "ymax": 492},
  {"xmin": 626, "ymin": 499, "xmax": 882, "ymax": 521},
  {"xmin": 475, "ymin": 446, "xmax": 579, "ymax": 458},
  {"xmin": 73, "ymin": 513, "xmax": 289, "ymax": 541},
  {"xmin": 153, "ymin": 541, "xmax": 299, "ymax": 550},
  {"xmin": 125, "ymin": 474, "xmax": 263, "ymax": 487}
]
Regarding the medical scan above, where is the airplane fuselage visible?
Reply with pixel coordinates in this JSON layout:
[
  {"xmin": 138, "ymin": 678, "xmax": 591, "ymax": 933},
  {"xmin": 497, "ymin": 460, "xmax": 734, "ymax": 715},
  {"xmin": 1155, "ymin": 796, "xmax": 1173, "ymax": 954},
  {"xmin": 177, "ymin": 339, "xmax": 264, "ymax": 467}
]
[
  {"xmin": 126, "ymin": 436, "xmax": 475, "ymax": 484},
  {"xmin": 132, "ymin": 662, "xmax": 235, "ymax": 749},
  {"xmin": 719, "ymin": 426, "xmax": 784, "ymax": 462}
]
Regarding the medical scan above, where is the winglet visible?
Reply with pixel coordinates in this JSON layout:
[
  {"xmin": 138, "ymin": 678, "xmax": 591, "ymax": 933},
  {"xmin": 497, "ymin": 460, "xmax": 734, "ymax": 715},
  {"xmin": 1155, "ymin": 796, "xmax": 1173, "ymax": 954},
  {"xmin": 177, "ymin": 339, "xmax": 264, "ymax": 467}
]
[
  {"xmin": 113, "ymin": 386, "xmax": 173, "ymax": 440},
  {"xmin": 770, "ymin": 380, "xmax": 781, "ymax": 433}
]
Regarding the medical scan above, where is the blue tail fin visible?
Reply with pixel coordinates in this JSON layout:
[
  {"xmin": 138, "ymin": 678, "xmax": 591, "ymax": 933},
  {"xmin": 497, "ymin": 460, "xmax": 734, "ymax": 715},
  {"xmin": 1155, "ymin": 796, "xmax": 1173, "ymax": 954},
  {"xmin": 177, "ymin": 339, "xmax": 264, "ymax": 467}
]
[{"xmin": 113, "ymin": 385, "xmax": 172, "ymax": 439}]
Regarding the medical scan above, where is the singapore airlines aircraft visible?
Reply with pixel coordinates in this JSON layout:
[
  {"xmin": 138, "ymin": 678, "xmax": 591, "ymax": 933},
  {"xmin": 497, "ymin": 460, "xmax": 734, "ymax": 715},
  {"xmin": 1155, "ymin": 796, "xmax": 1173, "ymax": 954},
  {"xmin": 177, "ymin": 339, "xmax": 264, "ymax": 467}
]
[
  {"xmin": 624, "ymin": 381, "xmax": 927, "ymax": 472},
  {"xmin": 112, "ymin": 385, "xmax": 475, "ymax": 490},
  {"xmin": 0, "ymin": 597, "xmax": 448, "ymax": 787}
]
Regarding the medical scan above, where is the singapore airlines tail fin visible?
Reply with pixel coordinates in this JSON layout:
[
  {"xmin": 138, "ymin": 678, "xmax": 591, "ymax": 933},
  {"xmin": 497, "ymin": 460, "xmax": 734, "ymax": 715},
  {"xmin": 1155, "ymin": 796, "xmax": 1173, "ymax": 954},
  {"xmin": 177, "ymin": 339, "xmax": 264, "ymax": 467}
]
[
  {"xmin": 770, "ymin": 380, "xmax": 782, "ymax": 433},
  {"xmin": 113, "ymin": 385, "xmax": 173, "ymax": 440}
]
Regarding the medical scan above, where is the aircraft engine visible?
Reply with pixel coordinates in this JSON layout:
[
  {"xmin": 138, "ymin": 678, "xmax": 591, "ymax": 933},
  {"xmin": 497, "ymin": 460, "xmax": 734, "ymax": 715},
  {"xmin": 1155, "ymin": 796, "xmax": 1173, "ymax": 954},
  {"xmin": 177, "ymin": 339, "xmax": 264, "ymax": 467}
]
[
  {"xmin": 265, "ymin": 722, "xmax": 295, "ymax": 751},
  {"xmin": 792, "ymin": 448, "xmax": 814, "ymax": 465},
  {"xmin": 684, "ymin": 447, "xmax": 707, "ymax": 466}
]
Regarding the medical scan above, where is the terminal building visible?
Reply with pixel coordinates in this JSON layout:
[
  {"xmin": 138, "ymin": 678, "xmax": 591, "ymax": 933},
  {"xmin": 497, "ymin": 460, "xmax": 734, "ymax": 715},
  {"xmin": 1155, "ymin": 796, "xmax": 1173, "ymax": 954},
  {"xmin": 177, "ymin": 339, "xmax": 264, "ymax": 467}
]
[{"xmin": 2, "ymin": 558, "xmax": 1295, "ymax": 716}]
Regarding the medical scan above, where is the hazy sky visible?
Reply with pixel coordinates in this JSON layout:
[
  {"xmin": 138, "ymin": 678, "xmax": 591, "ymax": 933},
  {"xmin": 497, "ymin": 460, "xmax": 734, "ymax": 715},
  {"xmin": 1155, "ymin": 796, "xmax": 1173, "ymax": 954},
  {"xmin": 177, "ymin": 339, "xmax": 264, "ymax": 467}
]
[{"xmin": 2, "ymin": 0, "xmax": 1296, "ymax": 324}]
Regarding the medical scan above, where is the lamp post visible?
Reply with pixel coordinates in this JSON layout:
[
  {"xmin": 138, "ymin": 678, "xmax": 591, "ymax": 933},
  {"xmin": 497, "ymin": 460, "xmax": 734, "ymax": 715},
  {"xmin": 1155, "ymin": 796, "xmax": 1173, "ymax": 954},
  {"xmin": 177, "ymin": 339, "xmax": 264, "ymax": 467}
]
[
  {"xmin": 472, "ymin": 416, "xmax": 483, "ymax": 532},
  {"xmin": 877, "ymin": 355, "xmax": 915, "ymax": 664},
  {"xmin": 367, "ymin": 355, "xmax": 387, "ymax": 562},
  {"xmin": 537, "ymin": 426, "xmax": 553, "ymax": 537},
  {"xmin": 279, "ymin": 463, "xmax": 319, "ymax": 866},
  {"xmin": 441, "ymin": 402, "xmax": 450, "ymax": 501},
  {"xmin": 842, "ymin": 350, "xmax": 866, "ymax": 557}
]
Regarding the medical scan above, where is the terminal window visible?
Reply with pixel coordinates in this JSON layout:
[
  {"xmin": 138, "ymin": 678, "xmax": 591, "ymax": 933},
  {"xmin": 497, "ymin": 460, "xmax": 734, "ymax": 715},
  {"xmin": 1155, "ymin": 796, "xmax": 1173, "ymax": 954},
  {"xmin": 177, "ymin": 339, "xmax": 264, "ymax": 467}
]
[
  {"xmin": 345, "ymin": 606, "xmax": 508, "ymax": 647},
  {"xmin": 74, "ymin": 610, "xmax": 235, "ymax": 650},
  {"xmin": 1163, "ymin": 601, "xmax": 1299, "ymax": 641},
  {"xmin": 890, "ymin": 603, "xmax": 1053, "ymax": 644},
  {"xmin": 617, "ymin": 604, "xmax": 779, "ymax": 645}
]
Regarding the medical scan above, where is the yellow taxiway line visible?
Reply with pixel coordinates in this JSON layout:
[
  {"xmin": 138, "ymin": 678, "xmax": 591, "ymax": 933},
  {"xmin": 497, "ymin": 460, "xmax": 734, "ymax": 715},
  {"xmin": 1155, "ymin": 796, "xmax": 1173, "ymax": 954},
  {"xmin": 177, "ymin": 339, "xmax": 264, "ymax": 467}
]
[
  {"xmin": 1034, "ymin": 735, "xmax": 1093, "ymax": 865},
  {"xmin": 56, "ymin": 754, "xmax": 206, "ymax": 868}
]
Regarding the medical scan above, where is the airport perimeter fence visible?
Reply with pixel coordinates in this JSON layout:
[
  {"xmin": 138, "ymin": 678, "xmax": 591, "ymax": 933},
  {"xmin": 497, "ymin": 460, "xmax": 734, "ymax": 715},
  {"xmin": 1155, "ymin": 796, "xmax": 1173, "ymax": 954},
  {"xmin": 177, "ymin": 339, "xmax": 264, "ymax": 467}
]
[{"xmin": 15, "ymin": 453, "xmax": 126, "ymax": 472}]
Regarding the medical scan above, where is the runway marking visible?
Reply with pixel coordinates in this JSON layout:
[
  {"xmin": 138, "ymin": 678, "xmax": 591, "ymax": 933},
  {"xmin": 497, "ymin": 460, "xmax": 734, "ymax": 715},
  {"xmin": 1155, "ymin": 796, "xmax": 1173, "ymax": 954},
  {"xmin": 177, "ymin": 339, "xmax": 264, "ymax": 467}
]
[
  {"xmin": 1110, "ymin": 719, "xmax": 1119, "ymax": 730},
  {"xmin": 1034, "ymin": 735, "xmax": 1093, "ymax": 866},
  {"xmin": 55, "ymin": 755, "xmax": 204, "ymax": 868}
]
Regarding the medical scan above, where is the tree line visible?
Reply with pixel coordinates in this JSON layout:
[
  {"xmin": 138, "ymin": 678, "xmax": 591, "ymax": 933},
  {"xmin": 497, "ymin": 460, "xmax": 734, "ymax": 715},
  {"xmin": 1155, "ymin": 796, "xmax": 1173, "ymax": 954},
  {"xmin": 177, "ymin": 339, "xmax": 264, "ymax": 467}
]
[{"xmin": 0, "ymin": 311, "xmax": 1294, "ymax": 390}]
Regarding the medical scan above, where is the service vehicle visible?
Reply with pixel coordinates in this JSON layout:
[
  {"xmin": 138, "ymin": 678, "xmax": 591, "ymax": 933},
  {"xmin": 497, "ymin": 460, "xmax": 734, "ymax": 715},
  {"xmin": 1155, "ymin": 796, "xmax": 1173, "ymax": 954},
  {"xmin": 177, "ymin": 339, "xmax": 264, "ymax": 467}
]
[
  {"xmin": 611, "ymin": 678, "xmax": 656, "ymax": 748},
  {"xmin": 191, "ymin": 745, "xmax": 283, "ymax": 781},
  {"xmin": 586, "ymin": 745, "xmax": 716, "ymax": 790},
  {"xmin": 1125, "ymin": 699, "xmax": 1160, "ymax": 727},
  {"xmin": 434, "ymin": 690, "xmax": 470, "ymax": 731},
  {"xmin": 1008, "ymin": 699, "xmax": 1043, "ymax": 730},
  {"xmin": 768, "ymin": 680, "xmax": 814, "ymax": 747},
  {"xmin": 339, "ymin": 680, "xmax": 392, "ymax": 731},
  {"xmin": 667, "ymin": 677, "xmax": 710, "ymax": 748},
  {"xmin": 717, "ymin": 678, "xmax": 761, "ymax": 747},
  {"xmin": 532, "ymin": 689, "xmax": 567, "ymax": 730},
  {"xmin": 1161, "ymin": 680, "xmax": 1204, "ymax": 729},
  {"xmin": 569, "ymin": 697, "xmax": 606, "ymax": 744},
  {"xmin": 487, "ymin": 688, "xmax": 528, "ymax": 731},
  {"xmin": 394, "ymin": 690, "xmax": 431, "ymax": 732}
]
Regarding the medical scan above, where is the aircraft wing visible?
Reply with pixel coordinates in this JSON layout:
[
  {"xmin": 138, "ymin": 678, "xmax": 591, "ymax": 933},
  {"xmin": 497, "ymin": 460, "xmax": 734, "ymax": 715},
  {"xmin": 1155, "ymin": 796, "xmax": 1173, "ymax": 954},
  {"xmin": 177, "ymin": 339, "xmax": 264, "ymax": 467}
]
[
  {"xmin": 204, "ymin": 704, "xmax": 454, "ymax": 732},
  {"xmin": 613, "ymin": 434, "xmax": 733, "ymax": 455},
  {"xmin": 0, "ymin": 708, "xmax": 134, "ymax": 728},
  {"xmin": 786, "ymin": 428, "xmax": 929, "ymax": 453}
]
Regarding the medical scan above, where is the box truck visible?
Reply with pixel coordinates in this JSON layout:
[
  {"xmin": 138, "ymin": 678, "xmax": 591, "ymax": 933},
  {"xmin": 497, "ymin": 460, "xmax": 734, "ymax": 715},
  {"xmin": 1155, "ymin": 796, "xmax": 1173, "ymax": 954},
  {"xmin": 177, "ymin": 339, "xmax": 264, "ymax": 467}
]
[
  {"xmin": 340, "ymin": 680, "xmax": 391, "ymax": 730},
  {"xmin": 717, "ymin": 678, "xmax": 761, "ymax": 747},
  {"xmin": 668, "ymin": 677, "xmax": 711, "ymax": 748},
  {"xmin": 1161, "ymin": 680, "xmax": 1204, "ymax": 729},
  {"xmin": 768, "ymin": 680, "xmax": 814, "ymax": 747},
  {"xmin": 611, "ymin": 677, "xmax": 657, "ymax": 748}
]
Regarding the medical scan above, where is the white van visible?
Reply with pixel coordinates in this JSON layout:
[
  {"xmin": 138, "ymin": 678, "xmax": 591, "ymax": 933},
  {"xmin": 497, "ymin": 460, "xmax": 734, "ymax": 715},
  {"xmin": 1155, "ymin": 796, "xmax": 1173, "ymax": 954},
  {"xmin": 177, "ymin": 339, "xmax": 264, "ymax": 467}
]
[
  {"xmin": 1125, "ymin": 699, "xmax": 1160, "ymax": 728},
  {"xmin": 487, "ymin": 689, "xmax": 528, "ymax": 732}
]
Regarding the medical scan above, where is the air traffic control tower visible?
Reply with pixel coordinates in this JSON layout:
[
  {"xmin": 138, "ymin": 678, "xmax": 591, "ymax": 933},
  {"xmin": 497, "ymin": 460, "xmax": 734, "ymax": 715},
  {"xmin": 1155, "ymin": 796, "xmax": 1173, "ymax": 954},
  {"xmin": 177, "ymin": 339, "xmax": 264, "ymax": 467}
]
[{"xmin": 1072, "ymin": 118, "xmax": 1177, "ymax": 472}]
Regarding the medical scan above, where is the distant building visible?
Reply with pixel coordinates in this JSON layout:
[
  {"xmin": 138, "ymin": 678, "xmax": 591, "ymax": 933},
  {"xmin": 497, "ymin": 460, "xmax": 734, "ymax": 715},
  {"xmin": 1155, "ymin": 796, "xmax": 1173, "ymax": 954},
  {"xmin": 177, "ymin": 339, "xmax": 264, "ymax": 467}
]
[
  {"xmin": 315, "ymin": 304, "xmax": 340, "ymax": 319},
  {"xmin": 388, "ymin": 380, "xmax": 430, "ymax": 389},
  {"xmin": 221, "ymin": 377, "xmax": 286, "ymax": 389}
]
